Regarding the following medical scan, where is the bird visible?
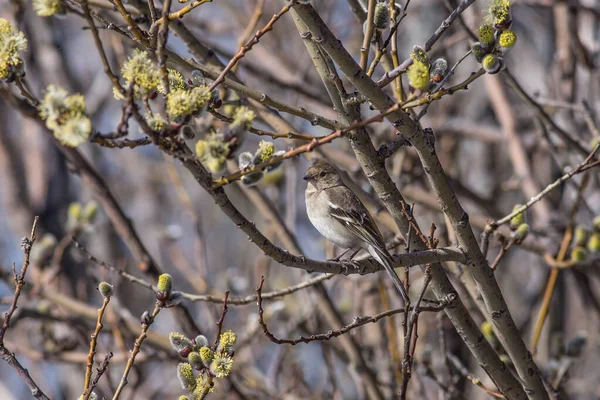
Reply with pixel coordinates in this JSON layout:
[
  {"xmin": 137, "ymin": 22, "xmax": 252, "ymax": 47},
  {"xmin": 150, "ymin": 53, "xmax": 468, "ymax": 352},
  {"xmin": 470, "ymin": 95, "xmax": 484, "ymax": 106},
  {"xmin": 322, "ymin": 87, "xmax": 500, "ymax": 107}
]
[{"xmin": 304, "ymin": 160, "xmax": 410, "ymax": 304}]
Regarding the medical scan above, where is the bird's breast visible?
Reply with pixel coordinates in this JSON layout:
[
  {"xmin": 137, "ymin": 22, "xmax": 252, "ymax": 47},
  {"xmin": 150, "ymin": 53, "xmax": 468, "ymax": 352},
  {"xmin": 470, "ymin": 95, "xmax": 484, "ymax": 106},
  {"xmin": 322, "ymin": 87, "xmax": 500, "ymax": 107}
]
[{"xmin": 305, "ymin": 190, "xmax": 359, "ymax": 249}]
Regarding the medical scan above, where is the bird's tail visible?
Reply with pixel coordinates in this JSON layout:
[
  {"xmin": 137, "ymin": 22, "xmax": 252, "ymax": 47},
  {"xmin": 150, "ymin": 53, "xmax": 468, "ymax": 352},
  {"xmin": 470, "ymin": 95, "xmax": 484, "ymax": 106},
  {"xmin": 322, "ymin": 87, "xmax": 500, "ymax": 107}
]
[{"xmin": 368, "ymin": 244, "xmax": 410, "ymax": 304}]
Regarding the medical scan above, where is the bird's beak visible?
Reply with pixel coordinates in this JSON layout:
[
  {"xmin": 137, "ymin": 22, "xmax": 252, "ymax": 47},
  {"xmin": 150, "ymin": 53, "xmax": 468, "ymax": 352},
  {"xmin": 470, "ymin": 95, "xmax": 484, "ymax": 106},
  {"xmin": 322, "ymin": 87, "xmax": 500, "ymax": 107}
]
[{"xmin": 303, "ymin": 174, "xmax": 311, "ymax": 181}]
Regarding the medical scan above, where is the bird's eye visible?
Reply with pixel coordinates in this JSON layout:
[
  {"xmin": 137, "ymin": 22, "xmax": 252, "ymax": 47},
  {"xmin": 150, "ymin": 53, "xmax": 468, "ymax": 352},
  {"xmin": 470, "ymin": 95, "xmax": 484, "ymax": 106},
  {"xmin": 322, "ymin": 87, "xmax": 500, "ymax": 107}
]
[{"xmin": 319, "ymin": 171, "xmax": 326, "ymax": 178}]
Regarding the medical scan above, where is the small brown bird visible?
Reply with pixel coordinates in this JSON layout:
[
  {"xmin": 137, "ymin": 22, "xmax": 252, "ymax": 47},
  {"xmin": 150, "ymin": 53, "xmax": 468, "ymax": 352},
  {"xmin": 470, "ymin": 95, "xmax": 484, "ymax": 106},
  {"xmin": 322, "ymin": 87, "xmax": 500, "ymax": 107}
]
[{"xmin": 304, "ymin": 160, "xmax": 409, "ymax": 303}]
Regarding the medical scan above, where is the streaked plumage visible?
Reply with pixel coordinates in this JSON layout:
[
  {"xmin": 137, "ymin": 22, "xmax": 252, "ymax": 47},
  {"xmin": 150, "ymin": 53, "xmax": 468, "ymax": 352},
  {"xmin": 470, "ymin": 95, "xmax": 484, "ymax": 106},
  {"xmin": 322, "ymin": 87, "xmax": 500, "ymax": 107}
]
[{"xmin": 304, "ymin": 160, "xmax": 409, "ymax": 303}]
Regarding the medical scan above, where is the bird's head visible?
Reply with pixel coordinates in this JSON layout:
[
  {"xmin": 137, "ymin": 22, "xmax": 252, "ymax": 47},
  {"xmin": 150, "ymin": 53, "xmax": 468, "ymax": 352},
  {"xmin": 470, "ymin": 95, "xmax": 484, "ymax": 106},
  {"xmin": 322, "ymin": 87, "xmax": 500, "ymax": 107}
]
[{"xmin": 303, "ymin": 160, "xmax": 343, "ymax": 190}]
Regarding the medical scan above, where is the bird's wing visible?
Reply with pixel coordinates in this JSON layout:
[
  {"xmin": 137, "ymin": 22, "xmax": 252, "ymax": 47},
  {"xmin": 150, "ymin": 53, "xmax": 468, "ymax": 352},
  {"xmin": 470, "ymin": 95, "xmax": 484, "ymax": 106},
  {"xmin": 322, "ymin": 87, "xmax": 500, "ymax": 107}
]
[{"xmin": 326, "ymin": 186, "xmax": 385, "ymax": 249}]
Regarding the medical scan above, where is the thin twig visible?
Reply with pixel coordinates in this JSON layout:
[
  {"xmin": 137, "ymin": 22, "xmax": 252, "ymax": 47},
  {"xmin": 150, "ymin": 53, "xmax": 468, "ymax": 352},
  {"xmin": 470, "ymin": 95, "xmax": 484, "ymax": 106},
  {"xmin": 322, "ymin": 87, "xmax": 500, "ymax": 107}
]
[
  {"xmin": 0, "ymin": 217, "xmax": 50, "ymax": 400},
  {"xmin": 491, "ymin": 143, "xmax": 600, "ymax": 229},
  {"xmin": 256, "ymin": 276, "xmax": 450, "ymax": 345},
  {"xmin": 82, "ymin": 352, "xmax": 113, "ymax": 400},
  {"xmin": 208, "ymin": 1, "xmax": 294, "ymax": 92},
  {"xmin": 112, "ymin": 302, "xmax": 162, "ymax": 400},
  {"xmin": 82, "ymin": 295, "xmax": 111, "ymax": 395}
]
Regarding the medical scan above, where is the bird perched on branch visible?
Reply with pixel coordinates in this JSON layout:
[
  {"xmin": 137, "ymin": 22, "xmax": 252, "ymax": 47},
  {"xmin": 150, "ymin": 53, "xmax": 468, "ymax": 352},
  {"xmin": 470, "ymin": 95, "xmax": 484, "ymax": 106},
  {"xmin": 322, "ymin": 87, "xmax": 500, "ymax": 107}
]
[{"xmin": 304, "ymin": 160, "xmax": 409, "ymax": 303}]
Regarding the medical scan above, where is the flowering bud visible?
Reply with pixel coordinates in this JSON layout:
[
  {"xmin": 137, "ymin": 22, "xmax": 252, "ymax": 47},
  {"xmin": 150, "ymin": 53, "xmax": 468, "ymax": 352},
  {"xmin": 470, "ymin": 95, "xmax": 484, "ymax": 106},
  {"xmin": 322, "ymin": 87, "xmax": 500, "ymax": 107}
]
[
  {"xmin": 210, "ymin": 354, "xmax": 234, "ymax": 378},
  {"xmin": 574, "ymin": 225, "xmax": 589, "ymax": 247},
  {"xmin": 471, "ymin": 42, "xmax": 487, "ymax": 63},
  {"xmin": 200, "ymin": 346, "xmax": 214, "ymax": 364},
  {"xmin": 194, "ymin": 335, "xmax": 209, "ymax": 349},
  {"xmin": 570, "ymin": 246, "xmax": 586, "ymax": 262},
  {"xmin": 481, "ymin": 321, "xmax": 494, "ymax": 342},
  {"xmin": 165, "ymin": 291, "xmax": 183, "ymax": 307},
  {"xmin": 238, "ymin": 152, "xmax": 253, "ymax": 169},
  {"xmin": 593, "ymin": 216, "xmax": 600, "ymax": 232},
  {"xmin": 190, "ymin": 70, "xmax": 205, "ymax": 87},
  {"xmin": 265, "ymin": 150, "xmax": 286, "ymax": 172},
  {"xmin": 410, "ymin": 46, "xmax": 430, "ymax": 66},
  {"xmin": 187, "ymin": 351, "xmax": 203, "ymax": 369},
  {"xmin": 156, "ymin": 273, "xmax": 173, "ymax": 302},
  {"xmin": 497, "ymin": 29, "xmax": 517, "ymax": 50},
  {"xmin": 82, "ymin": 200, "xmax": 98, "ymax": 223},
  {"xmin": 512, "ymin": 223, "xmax": 529, "ymax": 242},
  {"xmin": 218, "ymin": 330, "xmax": 237, "ymax": 355},
  {"xmin": 587, "ymin": 234, "xmax": 600, "ymax": 252},
  {"xmin": 477, "ymin": 24, "xmax": 495, "ymax": 48},
  {"xmin": 429, "ymin": 58, "xmax": 448, "ymax": 83},
  {"xmin": 509, "ymin": 204, "xmax": 524, "ymax": 230},
  {"xmin": 241, "ymin": 171, "xmax": 264, "ymax": 187},
  {"xmin": 482, "ymin": 54, "xmax": 503, "ymax": 74},
  {"xmin": 255, "ymin": 140, "xmax": 275, "ymax": 163},
  {"xmin": 98, "ymin": 282, "xmax": 113, "ymax": 298},
  {"xmin": 407, "ymin": 61, "xmax": 430, "ymax": 90},
  {"xmin": 373, "ymin": 2, "xmax": 390, "ymax": 31},
  {"xmin": 68, "ymin": 202, "xmax": 82, "ymax": 222},
  {"xmin": 170, "ymin": 332, "xmax": 194, "ymax": 353},
  {"xmin": 177, "ymin": 362, "xmax": 196, "ymax": 391}
]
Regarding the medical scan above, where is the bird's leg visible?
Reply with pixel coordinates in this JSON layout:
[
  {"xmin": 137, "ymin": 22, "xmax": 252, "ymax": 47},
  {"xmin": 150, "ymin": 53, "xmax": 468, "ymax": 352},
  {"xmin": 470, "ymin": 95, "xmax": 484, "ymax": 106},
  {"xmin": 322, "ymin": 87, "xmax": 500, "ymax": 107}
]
[
  {"xmin": 346, "ymin": 248, "xmax": 361, "ymax": 261},
  {"xmin": 329, "ymin": 246, "xmax": 360, "ymax": 262}
]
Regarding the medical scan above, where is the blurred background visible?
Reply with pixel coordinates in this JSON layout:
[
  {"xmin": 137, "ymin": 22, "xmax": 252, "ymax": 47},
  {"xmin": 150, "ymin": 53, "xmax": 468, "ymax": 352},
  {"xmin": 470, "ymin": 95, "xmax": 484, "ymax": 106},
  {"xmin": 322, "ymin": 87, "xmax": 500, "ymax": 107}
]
[{"xmin": 0, "ymin": 0, "xmax": 599, "ymax": 398}]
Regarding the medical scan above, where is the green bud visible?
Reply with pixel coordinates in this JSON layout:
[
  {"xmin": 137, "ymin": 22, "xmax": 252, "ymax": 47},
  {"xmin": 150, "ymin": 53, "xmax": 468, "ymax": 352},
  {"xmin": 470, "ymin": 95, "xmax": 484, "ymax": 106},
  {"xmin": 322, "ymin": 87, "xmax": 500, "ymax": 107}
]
[
  {"xmin": 82, "ymin": 200, "xmax": 98, "ymax": 223},
  {"xmin": 68, "ymin": 202, "xmax": 82, "ymax": 221},
  {"xmin": 570, "ymin": 246, "xmax": 586, "ymax": 262},
  {"xmin": 593, "ymin": 216, "xmax": 600, "ymax": 232},
  {"xmin": 156, "ymin": 273, "xmax": 172, "ymax": 301},
  {"xmin": 97, "ymin": 282, "xmax": 113, "ymax": 298},
  {"xmin": 512, "ymin": 223, "xmax": 529, "ymax": 242},
  {"xmin": 587, "ymin": 234, "xmax": 600, "ymax": 252},
  {"xmin": 509, "ymin": 204, "xmax": 524, "ymax": 230},
  {"xmin": 481, "ymin": 321, "xmax": 494, "ymax": 342},
  {"xmin": 177, "ymin": 362, "xmax": 196, "ymax": 391},
  {"xmin": 574, "ymin": 225, "xmax": 590, "ymax": 247}
]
